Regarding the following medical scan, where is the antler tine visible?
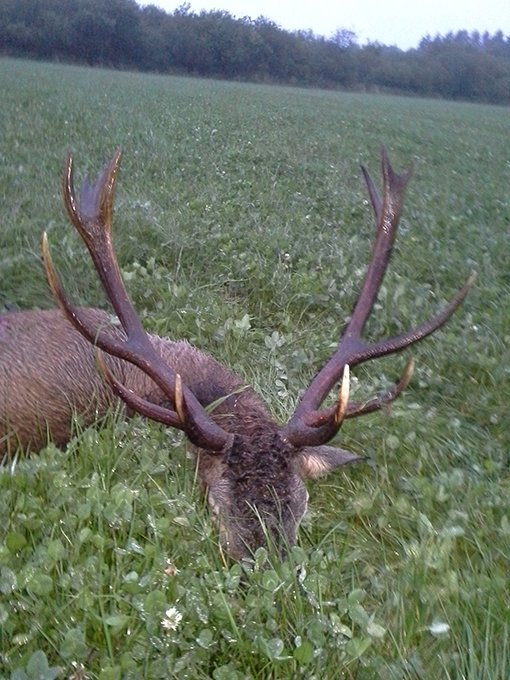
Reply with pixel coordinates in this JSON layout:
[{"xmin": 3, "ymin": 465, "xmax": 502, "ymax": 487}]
[
  {"xmin": 284, "ymin": 365, "xmax": 351, "ymax": 448},
  {"xmin": 61, "ymin": 148, "xmax": 145, "ymax": 338},
  {"xmin": 303, "ymin": 357, "xmax": 414, "ymax": 426},
  {"xmin": 45, "ymin": 150, "xmax": 232, "ymax": 452},
  {"xmin": 361, "ymin": 161, "xmax": 382, "ymax": 221},
  {"xmin": 345, "ymin": 270, "xmax": 475, "ymax": 363},
  {"xmin": 96, "ymin": 350, "xmax": 230, "ymax": 449},
  {"xmin": 346, "ymin": 147, "xmax": 413, "ymax": 340},
  {"xmin": 346, "ymin": 357, "xmax": 414, "ymax": 418},
  {"xmin": 95, "ymin": 350, "xmax": 182, "ymax": 428},
  {"xmin": 282, "ymin": 148, "xmax": 473, "ymax": 448}
]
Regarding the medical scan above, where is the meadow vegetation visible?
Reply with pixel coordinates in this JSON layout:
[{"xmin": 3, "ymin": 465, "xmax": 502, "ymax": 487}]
[{"xmin": 0, "ymin": 58, "xmax": 509, "ymax": 679}]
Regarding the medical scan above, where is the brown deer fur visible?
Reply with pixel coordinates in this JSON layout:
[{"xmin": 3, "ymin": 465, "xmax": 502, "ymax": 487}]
[{"xmin": 0, "ymin": 307, "xmax": 245, "ymax": 453}]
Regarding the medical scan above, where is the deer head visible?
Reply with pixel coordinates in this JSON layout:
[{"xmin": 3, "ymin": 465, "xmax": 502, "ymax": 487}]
[{"xmin": 41, "ymin": 148, "xmax": 473, "ymax": 558}]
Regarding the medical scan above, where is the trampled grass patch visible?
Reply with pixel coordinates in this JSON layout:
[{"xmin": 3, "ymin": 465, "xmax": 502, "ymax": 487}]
[{"xmin": 0, "ymin": 58, "xmax": 509, "ymax": 679}]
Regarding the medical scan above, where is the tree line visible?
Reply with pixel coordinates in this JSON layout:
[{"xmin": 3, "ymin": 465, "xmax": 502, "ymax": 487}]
[{"xmin": 1, "ymin": 0, "xmax": 509, "ymax": 105}]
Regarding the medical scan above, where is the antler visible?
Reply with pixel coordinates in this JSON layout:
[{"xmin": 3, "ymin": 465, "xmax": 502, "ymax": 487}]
[
  {"xmin": 42, "ymin": 148, "xmax": 233, "ymax": 452},
  {"xmin": 42, "ymin": 147, "xmax": 472, "ymax": 455},
  {"xmin": 282, "ymin": 147, "xmax": 474, "ymax": 448}
]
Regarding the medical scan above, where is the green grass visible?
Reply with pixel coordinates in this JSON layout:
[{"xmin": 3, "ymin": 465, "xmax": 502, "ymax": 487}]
[{"xmin": 0, "ymin": 58, "xmax": 509, "ymax": 679}]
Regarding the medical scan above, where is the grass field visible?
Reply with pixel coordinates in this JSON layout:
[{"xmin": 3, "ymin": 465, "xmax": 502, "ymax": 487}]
[{"xmin": 0, "ymin": 58, "xmax": 509, "ymax": 679}]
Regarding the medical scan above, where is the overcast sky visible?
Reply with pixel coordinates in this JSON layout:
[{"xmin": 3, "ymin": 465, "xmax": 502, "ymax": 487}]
[{"xmin": 140, "ymin": 0, "xmax": 509, "ymax": 50}]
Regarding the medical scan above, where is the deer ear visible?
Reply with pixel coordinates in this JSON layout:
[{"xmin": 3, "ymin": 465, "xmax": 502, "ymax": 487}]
[{"xmin": 297, "ymin": 445, "xmax": 364, "ymax": 480}]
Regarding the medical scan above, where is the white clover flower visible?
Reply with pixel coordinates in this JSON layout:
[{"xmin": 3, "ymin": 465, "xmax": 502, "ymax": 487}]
[
  {"xmin": 428, "ymin": 621, "xmax": 450, "ymax": 636},
  {"xmin": 161, "ymin": 607, "xmax": 183, "ymax": 632}
]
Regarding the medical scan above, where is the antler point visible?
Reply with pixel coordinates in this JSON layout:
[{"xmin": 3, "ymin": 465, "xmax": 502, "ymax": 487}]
[
  {"xmin": 174, "ymin": 374, "xmax": 185, "ymax": 424},
  {"xmin": 334, "ymin": 364, "xmax": 350, "ymax": 425}
]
